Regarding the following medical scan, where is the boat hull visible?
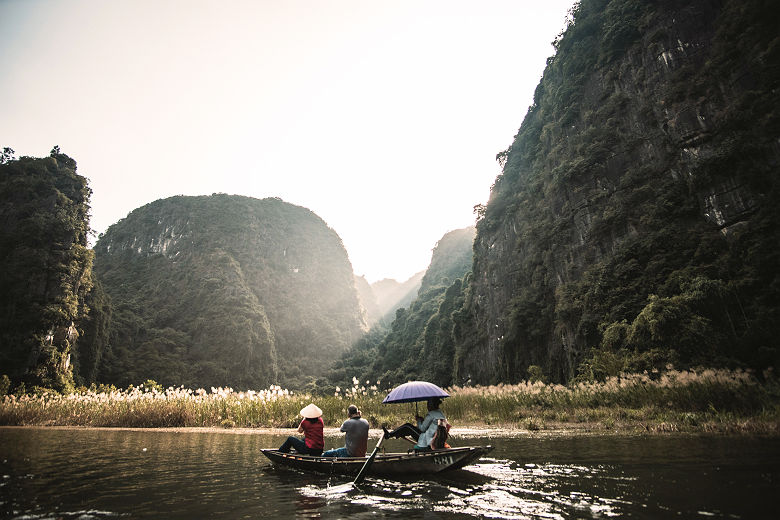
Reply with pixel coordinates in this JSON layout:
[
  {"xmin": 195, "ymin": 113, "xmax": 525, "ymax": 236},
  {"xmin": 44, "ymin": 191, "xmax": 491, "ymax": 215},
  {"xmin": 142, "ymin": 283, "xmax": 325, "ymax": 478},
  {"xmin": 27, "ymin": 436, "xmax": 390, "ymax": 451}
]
[{"xmin": 261, "ymin": 446, "xmax": 493, "ymax": 477}]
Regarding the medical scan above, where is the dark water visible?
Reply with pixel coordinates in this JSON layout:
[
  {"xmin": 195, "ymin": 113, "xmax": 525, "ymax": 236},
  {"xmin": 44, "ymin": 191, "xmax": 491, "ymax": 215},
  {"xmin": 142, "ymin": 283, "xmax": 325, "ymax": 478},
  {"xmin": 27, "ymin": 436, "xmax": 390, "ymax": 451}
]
[{"xmin": 1, "ymin": 427, "xmax": 778, "ymax": 519}]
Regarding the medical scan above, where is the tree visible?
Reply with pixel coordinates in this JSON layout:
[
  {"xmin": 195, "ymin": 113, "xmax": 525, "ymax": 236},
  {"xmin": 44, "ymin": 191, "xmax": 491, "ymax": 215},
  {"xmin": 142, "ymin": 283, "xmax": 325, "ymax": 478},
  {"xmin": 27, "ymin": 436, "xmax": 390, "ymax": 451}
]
[{"xmin": 0, "ymin": 147, "xmax": 14, "ymax": 164}]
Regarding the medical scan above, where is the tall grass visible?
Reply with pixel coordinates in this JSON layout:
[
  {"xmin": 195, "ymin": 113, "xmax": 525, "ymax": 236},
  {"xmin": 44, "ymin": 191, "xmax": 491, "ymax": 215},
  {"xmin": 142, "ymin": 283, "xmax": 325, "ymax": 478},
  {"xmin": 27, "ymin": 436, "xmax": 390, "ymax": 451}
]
[
  {"xmin": 444, "ymin": 369, "xmax": 780, "ymax": 432},
  {"xmin": 0, "ymin": 382, "xmax": 404, "ymax": 429},
  {"xmin": 1, "ymin": 369, "xmax": 778, "ymax": 434}
]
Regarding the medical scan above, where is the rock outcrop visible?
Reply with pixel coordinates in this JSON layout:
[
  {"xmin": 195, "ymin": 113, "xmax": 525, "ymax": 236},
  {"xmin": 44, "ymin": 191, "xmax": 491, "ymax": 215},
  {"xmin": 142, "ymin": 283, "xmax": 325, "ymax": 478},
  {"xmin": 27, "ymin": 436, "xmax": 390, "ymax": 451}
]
[{"xmin": 0, "ymin": 151, "xmax": 94, "ymax": 390}]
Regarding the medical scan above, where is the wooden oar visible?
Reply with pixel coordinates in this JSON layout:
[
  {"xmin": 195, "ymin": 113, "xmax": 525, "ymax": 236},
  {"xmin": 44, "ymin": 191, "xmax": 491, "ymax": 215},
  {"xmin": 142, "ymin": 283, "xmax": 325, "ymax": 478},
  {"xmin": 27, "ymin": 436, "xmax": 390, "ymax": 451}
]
[{"xmin": 325, "ymin": 431, "xmax": 386, "ymax": 494}]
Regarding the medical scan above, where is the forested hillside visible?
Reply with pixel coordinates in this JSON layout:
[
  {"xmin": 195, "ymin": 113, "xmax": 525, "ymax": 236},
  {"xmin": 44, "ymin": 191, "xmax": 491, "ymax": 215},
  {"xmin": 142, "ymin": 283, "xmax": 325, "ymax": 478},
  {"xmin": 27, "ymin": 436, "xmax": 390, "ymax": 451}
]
[
  {"xmin": 0, "ymin": 148, "xmax": 95, "ymax": 391},
  {"xmin": 93, "ymin": 195, "xmax": 367, "ymax": 390},
  {"xmin": 455, "ymin": 0, "xmax": 780, "ymax": 384},
  {"xmin": 326, "ymin": 227, "xmax": 475, "ymax": 388}
]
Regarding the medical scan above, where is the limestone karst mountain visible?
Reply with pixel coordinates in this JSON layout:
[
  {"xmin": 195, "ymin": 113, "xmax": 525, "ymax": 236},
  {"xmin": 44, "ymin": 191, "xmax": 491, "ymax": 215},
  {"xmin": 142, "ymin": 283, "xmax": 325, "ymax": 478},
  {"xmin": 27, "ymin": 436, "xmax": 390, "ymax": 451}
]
[{"xmin": 93, "ymin": 194, "xmax": 367, "ymax": 389}]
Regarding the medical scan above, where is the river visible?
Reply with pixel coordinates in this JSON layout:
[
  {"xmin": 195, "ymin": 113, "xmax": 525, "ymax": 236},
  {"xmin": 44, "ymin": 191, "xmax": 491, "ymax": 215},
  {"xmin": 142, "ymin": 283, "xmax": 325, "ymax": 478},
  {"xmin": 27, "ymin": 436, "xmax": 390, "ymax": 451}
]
[{"xmin": 1, "ymin": 427, "xmax": 778, "ymax": 519}]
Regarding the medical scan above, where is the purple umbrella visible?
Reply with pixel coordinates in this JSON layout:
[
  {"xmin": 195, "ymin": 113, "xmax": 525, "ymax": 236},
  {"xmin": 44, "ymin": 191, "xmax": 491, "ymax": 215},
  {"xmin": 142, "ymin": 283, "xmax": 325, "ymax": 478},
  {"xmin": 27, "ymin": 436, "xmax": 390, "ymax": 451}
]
[{"xmin": 382, "ymin": 380, "xmax": 450, "ymax": 404}]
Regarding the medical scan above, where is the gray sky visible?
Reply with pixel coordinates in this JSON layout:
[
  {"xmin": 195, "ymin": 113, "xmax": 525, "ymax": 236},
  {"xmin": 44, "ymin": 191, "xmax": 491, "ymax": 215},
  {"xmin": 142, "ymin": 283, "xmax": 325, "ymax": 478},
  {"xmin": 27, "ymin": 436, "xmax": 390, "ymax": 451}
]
[{"xmin": 1, "ymin": 0, "xmax": 574, "ymax": 283}]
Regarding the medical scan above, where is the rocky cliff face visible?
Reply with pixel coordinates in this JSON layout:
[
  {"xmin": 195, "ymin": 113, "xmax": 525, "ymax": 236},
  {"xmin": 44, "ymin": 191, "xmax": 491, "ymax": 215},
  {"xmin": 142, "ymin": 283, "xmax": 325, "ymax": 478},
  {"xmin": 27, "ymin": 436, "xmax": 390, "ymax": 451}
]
[
  {"xmin": 0, "ymin": 151, "xmax": 94, "ymax": 390},
  {"xmin": 455, "ymin": 0, "xmax": 779, "ymax": 384},
  {"xmin": 419, "ymin": 227, "xmax": 477, "ymax": 295},
  {"xmin": 94, "ymin": 195, "xmax": 367, "ymax": 389}
]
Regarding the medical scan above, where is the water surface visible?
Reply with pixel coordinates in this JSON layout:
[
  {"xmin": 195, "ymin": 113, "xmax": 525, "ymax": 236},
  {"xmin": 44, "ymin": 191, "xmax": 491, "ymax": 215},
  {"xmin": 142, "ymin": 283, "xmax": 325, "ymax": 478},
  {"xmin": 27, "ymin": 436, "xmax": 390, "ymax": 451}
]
[{"xmin": 1, "ymin": 427, "xmax": 778, "ymax": 519}]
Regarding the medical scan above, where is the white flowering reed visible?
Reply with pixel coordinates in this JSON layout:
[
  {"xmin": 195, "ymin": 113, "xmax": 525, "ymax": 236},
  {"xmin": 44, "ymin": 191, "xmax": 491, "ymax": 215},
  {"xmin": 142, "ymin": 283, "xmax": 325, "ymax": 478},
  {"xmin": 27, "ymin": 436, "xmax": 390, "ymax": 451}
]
[
  {"xmin": 0, "ymin": 369, "xmax": 776, "ymax": 433},
  {"xmin": 0, "ymin": 384, "xmax": 308, "ymax": 428}
]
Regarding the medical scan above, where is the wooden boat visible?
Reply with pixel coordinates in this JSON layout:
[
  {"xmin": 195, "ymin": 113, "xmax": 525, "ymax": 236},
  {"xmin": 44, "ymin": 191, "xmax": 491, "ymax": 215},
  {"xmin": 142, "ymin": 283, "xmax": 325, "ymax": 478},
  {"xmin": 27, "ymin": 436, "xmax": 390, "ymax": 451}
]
[{"xmin": 261, "ymin": 445, "xmax": 493, "ymax": 477}]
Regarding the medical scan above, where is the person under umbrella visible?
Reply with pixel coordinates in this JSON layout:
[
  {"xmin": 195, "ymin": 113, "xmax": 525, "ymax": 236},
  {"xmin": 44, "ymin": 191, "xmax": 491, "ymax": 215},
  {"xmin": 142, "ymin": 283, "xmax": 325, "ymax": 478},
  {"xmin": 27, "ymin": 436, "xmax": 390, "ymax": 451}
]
[
  {"xmin": 383, "ymin": 397, "xmax": 450, "ymax": 450},
  {"xmin": 278, "ymin": 403, "xmax": 324, "ymax": 456}
]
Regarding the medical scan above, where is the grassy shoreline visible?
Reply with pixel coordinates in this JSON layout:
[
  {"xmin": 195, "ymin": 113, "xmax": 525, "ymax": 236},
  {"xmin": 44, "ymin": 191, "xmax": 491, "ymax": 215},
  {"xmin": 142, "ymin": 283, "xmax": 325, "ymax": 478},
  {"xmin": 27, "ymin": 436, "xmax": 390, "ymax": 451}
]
[{"xmin": 2, "ymin": 369, "xmax": 778, "ymax": 435}]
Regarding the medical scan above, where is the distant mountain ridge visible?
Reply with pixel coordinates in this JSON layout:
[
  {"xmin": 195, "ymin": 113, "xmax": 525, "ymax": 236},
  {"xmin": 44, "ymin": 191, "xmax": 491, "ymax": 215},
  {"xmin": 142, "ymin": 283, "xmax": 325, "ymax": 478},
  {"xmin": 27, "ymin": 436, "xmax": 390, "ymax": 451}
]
[
  {"xmin": 327, "ymin": 227, "xmax": 476, "ymax": 388},
  {"xmin": 355, "ymin": 272, "xmax": 425, "ymax": 327}
]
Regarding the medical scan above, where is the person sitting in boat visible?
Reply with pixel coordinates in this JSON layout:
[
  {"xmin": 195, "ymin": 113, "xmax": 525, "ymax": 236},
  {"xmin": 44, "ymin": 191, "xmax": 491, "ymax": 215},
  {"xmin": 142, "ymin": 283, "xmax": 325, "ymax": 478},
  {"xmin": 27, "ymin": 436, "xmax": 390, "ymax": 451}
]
[
  {"xmin": 278, "ymin": 403, "xmax": 324, "ymax": 456},
  {"xmin": 383, "ymin": 397, "xmax": 450, "ymax": 450},
  {"xmin": 322, "ymin": 404, "xmax": 370, "ymax": 458}
]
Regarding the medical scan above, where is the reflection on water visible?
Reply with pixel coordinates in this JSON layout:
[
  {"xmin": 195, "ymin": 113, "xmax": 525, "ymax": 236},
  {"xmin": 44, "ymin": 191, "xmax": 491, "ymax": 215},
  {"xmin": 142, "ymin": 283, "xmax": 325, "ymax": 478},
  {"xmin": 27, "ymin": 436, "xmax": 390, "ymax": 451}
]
[
  {"xmin": 295, "ymin": 459, "xmax": 627, "ymax": 519},
  {"xmin": 1, "ymin": 427, "xmax": 778, "ymax": 519}
]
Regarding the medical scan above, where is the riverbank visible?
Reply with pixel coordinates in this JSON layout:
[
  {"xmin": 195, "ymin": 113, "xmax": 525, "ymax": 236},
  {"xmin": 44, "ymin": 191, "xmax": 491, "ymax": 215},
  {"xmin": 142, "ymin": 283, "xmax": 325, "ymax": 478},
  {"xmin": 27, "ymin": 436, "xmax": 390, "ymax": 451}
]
[
  {"xmin": 2, "ymin": 368, "xmax": 778, "ymax": 435},
  {"xmin": 1, "ymin": 419, "xmax": 777, "ymax": 437},
  {"xmin": 0, "ymin": 424, "xmax": 559, "ymax": 438}
]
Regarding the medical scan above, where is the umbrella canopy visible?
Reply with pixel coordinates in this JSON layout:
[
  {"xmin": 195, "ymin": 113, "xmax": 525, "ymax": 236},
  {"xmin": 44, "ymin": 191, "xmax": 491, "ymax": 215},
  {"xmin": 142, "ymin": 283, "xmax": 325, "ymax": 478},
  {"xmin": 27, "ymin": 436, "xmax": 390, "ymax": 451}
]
[
  {"xmin": 299, "ymin": 403, "xmax": 323, "ymax": 418},
  {"xmin": 382, "ymin": 381, "xmax": 450, "ymax": 404}
]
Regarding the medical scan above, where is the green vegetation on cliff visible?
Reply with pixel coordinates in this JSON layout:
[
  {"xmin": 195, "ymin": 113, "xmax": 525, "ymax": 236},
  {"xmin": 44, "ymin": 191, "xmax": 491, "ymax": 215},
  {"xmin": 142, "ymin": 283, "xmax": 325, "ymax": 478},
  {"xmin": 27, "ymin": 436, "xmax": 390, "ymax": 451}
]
[
  {"xmin": 0, "ymin": 148, "xmax": 95, "ymax": 391},
  {"xmin": 454, "ymin": 0, "xmax": 780, "ymax": 384},
  {"xmin": 94, "ymin": 195, "xmax": 366, "ymax": 391}
]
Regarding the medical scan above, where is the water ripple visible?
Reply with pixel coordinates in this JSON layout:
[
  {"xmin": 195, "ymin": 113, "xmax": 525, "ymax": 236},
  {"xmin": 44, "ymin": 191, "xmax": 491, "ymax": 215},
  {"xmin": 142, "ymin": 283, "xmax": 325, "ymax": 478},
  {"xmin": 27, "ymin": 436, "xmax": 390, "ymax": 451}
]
[{"xmin": 298, "ymin": 458, "xmax": 627, "ymax": 519}]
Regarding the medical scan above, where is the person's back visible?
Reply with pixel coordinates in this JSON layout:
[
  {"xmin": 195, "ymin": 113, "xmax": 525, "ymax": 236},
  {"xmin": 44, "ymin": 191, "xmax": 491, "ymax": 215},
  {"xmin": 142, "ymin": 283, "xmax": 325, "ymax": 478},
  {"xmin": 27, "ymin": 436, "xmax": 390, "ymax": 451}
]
[
  {"xmin": 341, "ymin": 414, "xmax": 370, "ymax": 456},
  {"xmin": 278, "ymin": 403, "xmax": 324, "ymax": 456},
  {"xmin": 300, "ymin": 416, "xmax": 324, "ymax": 452},
  {"xmin": 323, "ymin": 404, "xmax": 370, "ymax": 458}
]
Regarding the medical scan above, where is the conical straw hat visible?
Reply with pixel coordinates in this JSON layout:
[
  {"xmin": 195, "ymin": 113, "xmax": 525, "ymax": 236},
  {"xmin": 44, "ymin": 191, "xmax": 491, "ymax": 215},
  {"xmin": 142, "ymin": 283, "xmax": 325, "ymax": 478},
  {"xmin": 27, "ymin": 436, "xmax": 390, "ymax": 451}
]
[{"xmin": 300, "ymin": 403, "xmax": 323, "ymax": 419}]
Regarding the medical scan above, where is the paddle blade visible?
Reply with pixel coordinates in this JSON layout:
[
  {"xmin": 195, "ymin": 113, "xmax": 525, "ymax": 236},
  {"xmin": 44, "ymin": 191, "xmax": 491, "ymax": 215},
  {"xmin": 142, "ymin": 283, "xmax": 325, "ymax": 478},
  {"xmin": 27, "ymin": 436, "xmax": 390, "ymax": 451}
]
[{"xmin": 326, "ymin": 482, "xmax": 354, "ymax": 495}]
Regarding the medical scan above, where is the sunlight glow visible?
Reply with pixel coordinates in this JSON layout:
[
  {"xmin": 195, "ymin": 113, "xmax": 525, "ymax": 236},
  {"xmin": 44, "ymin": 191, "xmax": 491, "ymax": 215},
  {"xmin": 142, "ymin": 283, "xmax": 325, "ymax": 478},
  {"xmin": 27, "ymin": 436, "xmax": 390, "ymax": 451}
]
[{"xmin": 0, "ymin": 0, "xmax": 576, "ymax": 282}]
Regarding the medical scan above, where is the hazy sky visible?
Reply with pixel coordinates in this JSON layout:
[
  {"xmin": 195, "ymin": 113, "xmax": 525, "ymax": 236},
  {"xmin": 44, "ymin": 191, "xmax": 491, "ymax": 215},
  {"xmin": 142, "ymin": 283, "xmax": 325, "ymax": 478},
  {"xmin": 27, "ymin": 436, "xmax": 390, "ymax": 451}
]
[{"xmin": 1, "ymin": 0, "xmax": 574, "ymax": 283}]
